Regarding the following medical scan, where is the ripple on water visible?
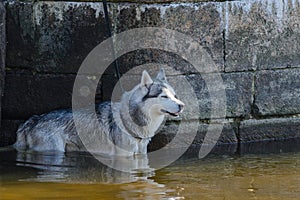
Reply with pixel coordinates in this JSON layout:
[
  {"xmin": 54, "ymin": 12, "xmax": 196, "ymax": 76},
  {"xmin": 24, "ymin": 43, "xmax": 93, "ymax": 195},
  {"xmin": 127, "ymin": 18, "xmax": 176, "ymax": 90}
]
[{"xmin": 0, "ymin": 149, "xmax": 300, "ymax": 200}]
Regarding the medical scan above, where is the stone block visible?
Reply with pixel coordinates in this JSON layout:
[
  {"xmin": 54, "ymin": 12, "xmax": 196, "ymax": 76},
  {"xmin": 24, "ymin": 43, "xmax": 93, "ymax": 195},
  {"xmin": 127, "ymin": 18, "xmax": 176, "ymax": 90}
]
[
  {"xmin": 225, "ymin": 0, "xmax": 300, "ymax": 72},
  {"xmin": 2, "ymin": 72, "xmax": 101, "ymax": 120},
  {"xmin": 108, "ymin": 49, "xmax": 194, "ymax": 76},
  {"xmin": 6, "ymin": 1, "xmax": 107, "ymax": 73},
  {"xmin": 148, "ymin": 119, "xmax": 238, "ymax": 152},
  {"xmin": 239, "ymin": 137, "xmax": 300, "ymax": 155},
  {"xmin": 6, "ymin": 1, "xmax": 224, "ymax": 75},
  {"xmin": 76, "ymin": 0, "xmax": 223, "ymax": 2},
  {"xmin": 195, "ymin": 120, "xmax": 238, "ymax": 145},
  {"xmin": 101, "ymin": 74, "xmax": 120, "ymax": 101},
  {"xmin": 120, "ymin": 63, "xmax": 183, "ymax": 76},
  {"xmin": 239, "ymin": 117, "xmax": 300, "ymax": 143},
  {"xmin": 162, "ymin": 3, "xmax": 223, "ymax": 70},
  {"xmin": 109, "ymin": 2, "xmax": 224, "ymax": 74},
  {"xmin": 254, "ymin": 69, "xmax": 300, "ymax": 116},
  {"xmin": 0, "ymin": 1, "xmax": 5, "ymax": 130},
  {"xmin": 0, "ymin": 120, "xmax": 23, "ymax": 147},
  {"xmin": 186, "ymin": 72, "xmax": 253, "ymax": 119}
]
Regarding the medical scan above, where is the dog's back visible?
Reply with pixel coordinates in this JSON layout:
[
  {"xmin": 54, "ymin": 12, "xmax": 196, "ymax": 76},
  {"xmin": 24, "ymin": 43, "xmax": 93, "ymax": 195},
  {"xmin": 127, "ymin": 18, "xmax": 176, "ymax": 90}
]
[{"xmin": 14, "ymin": 109, "xmax": 74, "ymax": 152}]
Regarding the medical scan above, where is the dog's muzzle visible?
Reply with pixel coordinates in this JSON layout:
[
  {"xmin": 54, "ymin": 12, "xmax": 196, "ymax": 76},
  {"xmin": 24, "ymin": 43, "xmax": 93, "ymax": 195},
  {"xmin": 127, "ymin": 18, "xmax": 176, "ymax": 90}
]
[{"xmin": 161, "ymin": 103, "xmax": 184, "ymax": 117}]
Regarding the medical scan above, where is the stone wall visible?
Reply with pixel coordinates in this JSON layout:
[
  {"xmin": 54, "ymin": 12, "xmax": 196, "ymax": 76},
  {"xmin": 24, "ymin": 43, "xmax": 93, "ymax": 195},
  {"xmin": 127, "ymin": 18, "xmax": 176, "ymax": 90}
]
[
  {"xmin": 1, "ymin": 0, "xmax": 300, "ymax": 154},
  {"xmin": 0, "ymin": 2, "xmax": 5, "ymax": 146}
]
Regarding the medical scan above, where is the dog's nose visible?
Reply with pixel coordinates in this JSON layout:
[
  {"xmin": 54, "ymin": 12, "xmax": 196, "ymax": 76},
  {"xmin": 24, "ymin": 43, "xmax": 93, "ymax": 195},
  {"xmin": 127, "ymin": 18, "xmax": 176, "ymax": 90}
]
[{"xmin": 178, "ymin": 103, "xmax": 184, "ymax": 111}]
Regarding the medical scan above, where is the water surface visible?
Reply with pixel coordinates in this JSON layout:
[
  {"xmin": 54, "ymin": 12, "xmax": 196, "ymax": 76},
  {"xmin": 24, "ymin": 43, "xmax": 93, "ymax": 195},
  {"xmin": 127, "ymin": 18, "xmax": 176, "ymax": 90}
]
[{"xmin": 0, "ymin": 147, "xmax": 299, "ymax": 200}]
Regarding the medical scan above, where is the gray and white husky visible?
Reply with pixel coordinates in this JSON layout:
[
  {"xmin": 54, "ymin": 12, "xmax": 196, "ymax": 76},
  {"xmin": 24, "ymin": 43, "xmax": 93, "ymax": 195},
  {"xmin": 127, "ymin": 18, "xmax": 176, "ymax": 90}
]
[{"xmin": 14, "ymin": 69, "xmax": 184, "ymax": 156}]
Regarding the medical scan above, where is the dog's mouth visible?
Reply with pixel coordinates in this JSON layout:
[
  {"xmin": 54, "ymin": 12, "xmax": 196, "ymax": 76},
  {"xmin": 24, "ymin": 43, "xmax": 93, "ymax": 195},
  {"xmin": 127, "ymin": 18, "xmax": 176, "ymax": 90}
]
[{"xmin": 161, "ymin": 109, "xmax": 182, "ymax": 117}]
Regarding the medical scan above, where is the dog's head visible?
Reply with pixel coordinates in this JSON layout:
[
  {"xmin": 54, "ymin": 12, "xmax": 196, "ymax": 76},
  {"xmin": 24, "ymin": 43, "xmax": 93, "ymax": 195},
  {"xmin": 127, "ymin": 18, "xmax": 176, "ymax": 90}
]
[{"xmin": 136, "ymin": 69, "xmax": 185, "ymax": 118}]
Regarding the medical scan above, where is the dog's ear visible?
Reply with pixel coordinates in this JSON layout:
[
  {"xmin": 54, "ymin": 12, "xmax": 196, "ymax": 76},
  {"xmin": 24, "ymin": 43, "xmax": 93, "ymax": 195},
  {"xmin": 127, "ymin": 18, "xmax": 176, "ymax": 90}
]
[
  {"xmin": 156, "ymin": 68, "xmax": 167, "ymax": 82},
  {"xmin": 141, "ymin": 70, "xmax": 153, "ymax": 87}
]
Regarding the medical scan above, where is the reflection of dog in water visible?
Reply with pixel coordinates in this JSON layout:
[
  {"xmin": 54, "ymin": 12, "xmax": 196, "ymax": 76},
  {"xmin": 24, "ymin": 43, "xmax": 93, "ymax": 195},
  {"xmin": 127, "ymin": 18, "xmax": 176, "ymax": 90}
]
[{"xmin": 14, "ymin": 69, "xmax": 184, "ymax": 155}]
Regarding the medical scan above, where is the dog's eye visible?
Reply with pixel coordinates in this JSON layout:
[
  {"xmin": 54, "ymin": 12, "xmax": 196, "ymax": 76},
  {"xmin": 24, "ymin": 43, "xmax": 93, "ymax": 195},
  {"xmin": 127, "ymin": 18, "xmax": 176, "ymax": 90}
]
[
  {"xmin": 161, "ymin": 95, "xmax": 168, "ymax": 99},
  {"xmin": 174, "ymin": 95, "xmax": 178, "ymax": 99}
]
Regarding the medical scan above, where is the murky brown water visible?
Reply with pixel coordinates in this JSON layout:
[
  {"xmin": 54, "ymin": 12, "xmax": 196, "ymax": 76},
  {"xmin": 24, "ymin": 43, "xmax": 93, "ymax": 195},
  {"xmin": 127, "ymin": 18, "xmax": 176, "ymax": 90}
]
[{"xmin": 0, "ymin": 147, "xmax": 299, "ymax": 200}]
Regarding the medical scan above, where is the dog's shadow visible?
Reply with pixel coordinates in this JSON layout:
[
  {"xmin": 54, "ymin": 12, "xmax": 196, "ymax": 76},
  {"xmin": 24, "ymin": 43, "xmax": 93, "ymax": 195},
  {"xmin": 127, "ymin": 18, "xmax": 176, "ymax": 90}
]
[{"xmin": 0, "ymin": 149, "xmax": 158, "ymax": 184}]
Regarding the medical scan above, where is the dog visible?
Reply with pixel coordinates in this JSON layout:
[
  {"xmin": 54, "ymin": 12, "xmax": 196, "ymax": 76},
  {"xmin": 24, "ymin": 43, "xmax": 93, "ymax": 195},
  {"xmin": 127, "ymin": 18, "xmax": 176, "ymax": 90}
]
[{"xmin": 13, "ymin": 69, "xmax": 184, "ymax": 156}]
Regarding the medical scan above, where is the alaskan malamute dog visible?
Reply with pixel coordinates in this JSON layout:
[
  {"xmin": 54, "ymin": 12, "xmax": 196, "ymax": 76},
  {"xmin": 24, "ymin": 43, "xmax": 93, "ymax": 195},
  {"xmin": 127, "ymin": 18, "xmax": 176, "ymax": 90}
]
[{"xmin": 13, "ymin": 69, "xmax": 184, "ymax": 155}]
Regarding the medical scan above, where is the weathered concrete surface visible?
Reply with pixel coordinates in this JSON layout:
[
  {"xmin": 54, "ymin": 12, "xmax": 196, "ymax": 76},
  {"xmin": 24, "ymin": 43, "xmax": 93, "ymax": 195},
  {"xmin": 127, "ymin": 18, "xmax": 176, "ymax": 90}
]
[
  {"xmin": 0, "ymin": 2, "xmax": 5, "ymax": 131},
  {"xmin": 186, "ymin": 72, "xmax": 253, "ymax": 119},
  {"xmin": 2, "ymin": 72, "xmax": 101, "ymax": 120},
  {"xmin": 225, "ymin": 0, "xmax": 300, "ymax": 72},
  {"xmin": 2, "ymin": 0, "xmax": 300, "ymax": 152},
  {"xmin": 254, "ymin": 68, "xmax": 300, "ymax": 116},
  {"xmin": 6, "ymin": 1, "xmax": 107, "ymax": 74},
  {"xmin": 0, "ymin": 120, "xmax": 23, "ymax": 147},
  {"xmin": 77, "ymin": 0, "xmax": 229, "ymax": 2},
  {"xmin": 239, "ymin": 117, "xmax": 300, "ymax": 143},
  {"xmin": 239, "ymin": 137, "xmax": 300, "ymax": 155},
  {"xmin": 148, "ymin": 119, "xmax": 238, "ymax": 152},
  {"xmin": 5, "ymin": 1, "xmax": 225, "ymax": 75},
  {"xmin": 6, "ymin": 1, "xmax": 300, "ymax": 74},
  {"xmin": 111, "ymin": 3, "xmax": 224, "ymax": 73}
]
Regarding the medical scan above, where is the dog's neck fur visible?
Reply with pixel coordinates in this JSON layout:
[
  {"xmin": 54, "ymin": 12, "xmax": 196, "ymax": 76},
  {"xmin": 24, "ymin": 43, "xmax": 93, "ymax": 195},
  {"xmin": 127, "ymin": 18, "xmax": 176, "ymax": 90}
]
[
  {"xmin": 117, "ymin": 89, "xmax": 165, "ymax": 140},
  {"xmin": 108, "ymin": 70, "xmax": 169, "ymax": 154}
]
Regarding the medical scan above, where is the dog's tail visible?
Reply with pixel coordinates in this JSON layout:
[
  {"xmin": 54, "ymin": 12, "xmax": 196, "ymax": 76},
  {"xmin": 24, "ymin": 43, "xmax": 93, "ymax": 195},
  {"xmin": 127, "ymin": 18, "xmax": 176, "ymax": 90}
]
[{"xmin": 13, "ymin": 115, "xmax": 41, "ymax": 149}]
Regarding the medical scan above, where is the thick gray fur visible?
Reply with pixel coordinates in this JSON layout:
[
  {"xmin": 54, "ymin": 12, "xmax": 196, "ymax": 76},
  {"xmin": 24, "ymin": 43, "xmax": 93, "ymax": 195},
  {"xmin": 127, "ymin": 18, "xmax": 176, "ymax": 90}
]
[{"xmin": 14, "ymin": 69, "xmax": 185, "ymax": 156}]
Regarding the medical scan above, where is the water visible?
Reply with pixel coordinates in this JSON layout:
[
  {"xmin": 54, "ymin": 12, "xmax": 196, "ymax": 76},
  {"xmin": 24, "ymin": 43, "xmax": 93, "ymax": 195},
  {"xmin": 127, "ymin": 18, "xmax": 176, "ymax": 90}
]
[{"xmin": 0, "ymin": 146, "xmax": 300, "ymax": 200}]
